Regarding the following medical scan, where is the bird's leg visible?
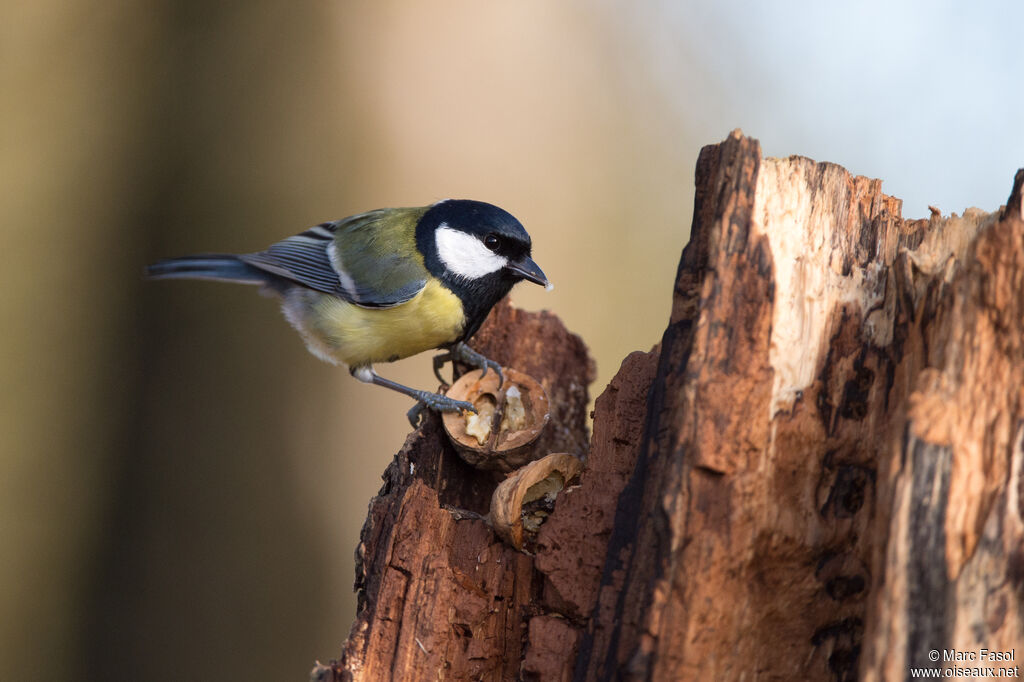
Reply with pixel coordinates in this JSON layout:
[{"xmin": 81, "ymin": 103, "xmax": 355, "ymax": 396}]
[
  {"xmin": 350, "ymin": 366, "xmax": 476, "ymax": 428},
  {"xmin": 447, "ymin": 341, "xmax": 504, "ymax": 387}
]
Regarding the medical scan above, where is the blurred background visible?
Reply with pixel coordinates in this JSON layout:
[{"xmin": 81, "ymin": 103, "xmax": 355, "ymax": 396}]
[{"xmin": 2, "ymin": 0, "xmax": 1022, "ymax": 679}]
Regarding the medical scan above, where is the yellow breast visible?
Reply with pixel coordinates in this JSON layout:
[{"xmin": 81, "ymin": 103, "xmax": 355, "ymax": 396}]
[{"xmin": 308, "ymin": 279, "xmax": 466, "ymax": 367}]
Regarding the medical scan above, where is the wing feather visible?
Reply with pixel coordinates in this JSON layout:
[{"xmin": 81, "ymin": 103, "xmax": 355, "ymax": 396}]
[{"xmin": 238, "ymin": 209, "xmax": 429, "ymax": 308}]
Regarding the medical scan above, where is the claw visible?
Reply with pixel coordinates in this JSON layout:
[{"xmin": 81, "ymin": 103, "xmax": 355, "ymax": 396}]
[
  {"xmin": 407, "ymin": 402, "xmax": 426, "ymax": 428},
  {"xmin": 432, "ymin": 351, "xmax": 453, "ymax": 384},
  {"xmin": 449, "ymin": 342, "xmax": 504, "ymax": 388},
  {"xmin": 406, "ymin": 392, "xmax": 476, "ymax": 428},
  {"xmin": 475, "ymin": 356, "xmax": 503, "ymax": 387},
  {"xmin": 491, "ymin": 362, "xmax": 505, "ymax": 388}
]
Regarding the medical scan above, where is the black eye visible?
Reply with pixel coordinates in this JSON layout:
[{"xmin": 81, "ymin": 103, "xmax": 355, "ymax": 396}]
[{"xmin": 484, "ymin": 234, "xmax": 501, "ymax": 251}]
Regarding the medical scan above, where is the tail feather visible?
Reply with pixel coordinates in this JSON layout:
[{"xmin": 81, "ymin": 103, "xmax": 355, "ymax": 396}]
[{"xmin": 146, "ymin": 254, "xmax": 266, "ymax": 285}]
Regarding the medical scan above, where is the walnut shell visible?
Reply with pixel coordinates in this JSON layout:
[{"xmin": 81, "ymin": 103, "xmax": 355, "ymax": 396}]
[
  {"xmin": 489, "ymin": 453, "xmax": 583, "ymax": 550},
  {"xmin": 441, "ymin": 368, "xmax": 549, "ymax": 471}
]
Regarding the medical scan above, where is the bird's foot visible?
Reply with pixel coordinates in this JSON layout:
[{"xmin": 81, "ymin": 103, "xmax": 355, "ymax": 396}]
[
  {"xmin": 406, "ymin": 390, "xmax": 476, "ymax": 428},
  {"xmin": 449, "ymin": 342, "xmax": 504, "ymax": 387}
]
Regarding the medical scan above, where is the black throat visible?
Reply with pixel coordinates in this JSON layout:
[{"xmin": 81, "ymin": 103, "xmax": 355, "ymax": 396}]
[{"xmin": 444, "ymin": 270, "xmax": 516, "ymax": 341}]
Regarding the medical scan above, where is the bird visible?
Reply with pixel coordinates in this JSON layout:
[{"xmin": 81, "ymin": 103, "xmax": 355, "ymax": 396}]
[{"xmin": 146, "ymin": 199, "xmax": 550, "ymax": 424}]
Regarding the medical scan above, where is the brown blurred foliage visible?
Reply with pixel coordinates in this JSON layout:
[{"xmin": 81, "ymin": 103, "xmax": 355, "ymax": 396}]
[{"xmin": 0, "ymin": 2, "xmax": 701, "ymax": 680}]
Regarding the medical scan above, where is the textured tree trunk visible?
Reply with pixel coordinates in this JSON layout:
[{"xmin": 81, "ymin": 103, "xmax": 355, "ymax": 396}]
[{"xmin": 319, "ymin": 131, "xmax": 1024, "ymax": 681}]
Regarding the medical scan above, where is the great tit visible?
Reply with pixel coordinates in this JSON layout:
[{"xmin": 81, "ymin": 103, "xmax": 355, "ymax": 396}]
[{"xmin": 147, "ymin": 199, "xmax": 549, "ymax": 423}]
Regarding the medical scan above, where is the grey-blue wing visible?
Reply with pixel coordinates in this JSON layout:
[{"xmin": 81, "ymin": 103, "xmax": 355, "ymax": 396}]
[{"xmin": 239, "ymin": 224, "xmax": 343, "ymax": 295}]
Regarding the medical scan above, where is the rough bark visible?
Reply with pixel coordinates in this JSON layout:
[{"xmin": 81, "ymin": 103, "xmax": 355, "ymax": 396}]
[
  {"xmin": 320, "ymin": 131, "xmax": 1024, "ymax": 681},
  {"xmin": 322, "ymin": 302, "xmax": 595, "ymax": 682}
]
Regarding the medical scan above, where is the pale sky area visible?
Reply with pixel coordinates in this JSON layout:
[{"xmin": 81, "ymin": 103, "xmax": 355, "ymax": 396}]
[{"xmin": 629, "ymin": 0, "xmax": 1024, "ymax": 217}]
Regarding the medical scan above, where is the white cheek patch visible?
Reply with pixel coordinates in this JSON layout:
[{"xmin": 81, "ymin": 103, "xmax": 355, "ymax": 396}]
[{"xmin": 435, "ymin": 225, "xmax": 508, "ymax": 279}]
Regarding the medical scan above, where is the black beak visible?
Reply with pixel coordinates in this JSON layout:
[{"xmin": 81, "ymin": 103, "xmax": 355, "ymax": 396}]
[{"xmin": 506, "ymin": 255, "xmax": 550, "ymax": 288}]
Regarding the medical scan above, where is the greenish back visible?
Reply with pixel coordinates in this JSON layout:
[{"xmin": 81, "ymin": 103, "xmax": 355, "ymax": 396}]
[{"xmin": 330, "ymin": 206, "xmax": 430, "ymax": 307}]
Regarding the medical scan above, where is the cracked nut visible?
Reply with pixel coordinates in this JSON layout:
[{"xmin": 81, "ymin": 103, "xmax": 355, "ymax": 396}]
[
  {"xmin": 442, "ymin": 368, "xmax": 550, "ymax": 472},
  {"xmin": 489, "ymin": 453, "xmax": 583, "ymax": 550}
]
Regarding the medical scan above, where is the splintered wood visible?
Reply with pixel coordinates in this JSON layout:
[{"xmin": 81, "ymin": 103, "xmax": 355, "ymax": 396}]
[{"xmin": 323, "ymin": 132, "xmax": 1024, "ymax": 682}]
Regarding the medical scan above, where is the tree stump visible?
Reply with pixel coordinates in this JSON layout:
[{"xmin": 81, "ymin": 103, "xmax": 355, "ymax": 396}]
[{"xmin": 317, "ymin": 131, "xmax": 1024, "ymax": 681}]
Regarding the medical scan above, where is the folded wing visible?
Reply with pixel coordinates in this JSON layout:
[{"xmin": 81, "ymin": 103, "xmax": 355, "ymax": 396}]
[{"xmin": 239, "ymin": 207, "xmax": 429, "ymax": 308}]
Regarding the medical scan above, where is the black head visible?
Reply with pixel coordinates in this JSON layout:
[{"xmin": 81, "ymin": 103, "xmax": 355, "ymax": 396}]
[{"xmin": 416, "ymin": 199, "xmax": 548, "ymax": 339}]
